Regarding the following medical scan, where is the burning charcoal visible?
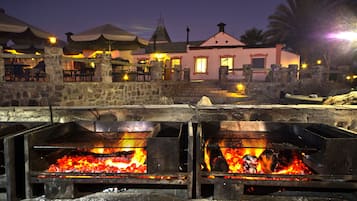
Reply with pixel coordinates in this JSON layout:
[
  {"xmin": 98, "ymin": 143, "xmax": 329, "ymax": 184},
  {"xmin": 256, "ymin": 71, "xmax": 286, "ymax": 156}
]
[
  {"xmin": 211, "ymin": 156, "xmax": 229, "ymax": 172},
  {"xmin": 258, "ymin": 149, "xmax": 278, "ymax": 173},
  {"xmin": 275, "ymin": 150, "xmax": 294, "ymax": 170},
  {"xmin": 243, "ymin": 154, "xmax": 258, "ymax": 173}
]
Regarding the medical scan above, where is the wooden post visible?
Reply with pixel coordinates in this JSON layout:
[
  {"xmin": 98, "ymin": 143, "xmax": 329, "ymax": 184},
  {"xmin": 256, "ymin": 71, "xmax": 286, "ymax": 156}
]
[
  {"xmin": 194, "ymin": 123, "xmax": 202, "ymax": 198},
  {"xmin": 24, "ymin": 135, "xmax": 32, "ymax": 199},
  {"xmin": 187, "ymin": 121, "xmax": 194, "ymax": 198}
]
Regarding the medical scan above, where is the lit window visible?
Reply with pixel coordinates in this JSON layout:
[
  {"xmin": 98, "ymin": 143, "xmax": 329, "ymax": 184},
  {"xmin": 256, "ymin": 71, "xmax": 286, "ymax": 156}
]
[
  {"xmin": 251, "ymin": 58, "xmax": 265, "ymax": 68},
  {"xmin": 171, "ymin": 58, "xmax": 181, "ymax": 68},
  {"xmin": 195, "ymin": 57, "xmax": 208, "ymax": 73},
  {"xmin": 220, "ymin": 56, "xmax": 234, "ymax": 72}
]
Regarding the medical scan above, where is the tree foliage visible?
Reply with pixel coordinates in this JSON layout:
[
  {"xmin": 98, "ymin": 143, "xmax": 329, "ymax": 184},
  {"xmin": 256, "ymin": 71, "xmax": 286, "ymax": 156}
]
[
  {"xmin": 266, "ymin": 0, "xmax": 355, "ymax": 64},
  {"xmin": 239, "ymin": 27, "xmax": 267, "ymax": 46}
]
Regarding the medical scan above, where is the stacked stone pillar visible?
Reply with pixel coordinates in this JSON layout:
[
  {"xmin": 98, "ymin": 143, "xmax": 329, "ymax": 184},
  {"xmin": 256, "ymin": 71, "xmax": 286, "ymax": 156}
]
[
  {"xmin": 150, "ymin": 61, "xmax": 163, "ymax": 81},
  {"xmin": 270, "ymin": 64, "xmax": 281, "ymax": 82},
  {"xmin": 288, "ymin": 64, "xmax": 298, "ymax": 82},
  {"xmin": 243, "ymin": 64, "xmax": 252, "ymax": 82},
  {"xmin": 183, "ymin": 68, "xmax": 190, "ymax": 82},
  {"xmin": 219, "ymin": 66, "xmax": 228, "ymax": 81},
  {"xmin": 99, "ymin": 54, "xmax": 112, "ymax": 83},
  {"xmin": 44, "ymin": 46, "xmax": 63, "ymax": 83},
  {"xmin": 310, "ymin": 65, "xmax": 325, "ymax": 83}
]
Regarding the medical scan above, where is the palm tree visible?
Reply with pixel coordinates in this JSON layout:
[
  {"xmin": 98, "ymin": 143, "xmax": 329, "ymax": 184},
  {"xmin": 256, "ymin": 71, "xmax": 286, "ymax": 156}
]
[
  {"xmin": 239, "ymin": 28, "xmax": 267, "ymax": 46},
  {"xmin": 266, "ymin": 0, "xmax": 349, "ymax": 64}
]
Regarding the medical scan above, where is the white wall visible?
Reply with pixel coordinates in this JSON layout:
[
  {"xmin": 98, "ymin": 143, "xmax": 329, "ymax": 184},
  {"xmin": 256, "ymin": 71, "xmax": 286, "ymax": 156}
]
[
  {"xmin": 281, "ymin": 51, "xmax": 300, "ymax": 67},
  {"xmin": 132, "ymin": 47, "xmax": 300, "ymax": 81}
]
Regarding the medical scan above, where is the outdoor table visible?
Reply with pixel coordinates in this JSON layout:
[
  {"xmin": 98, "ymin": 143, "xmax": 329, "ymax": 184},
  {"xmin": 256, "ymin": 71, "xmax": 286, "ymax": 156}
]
[{"xmin": 4, "ymin": 63, "xmax": 30, "ymax": 81}]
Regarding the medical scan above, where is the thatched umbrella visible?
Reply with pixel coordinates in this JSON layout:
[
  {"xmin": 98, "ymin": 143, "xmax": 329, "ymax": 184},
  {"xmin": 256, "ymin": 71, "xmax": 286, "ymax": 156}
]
[
  {"xmin": 0, "ymin": 8, "xmax": 54, "ymax": 50},
  {"xmin": 66, "ymin": 24, "xmax": 148, "ymax": 52}
]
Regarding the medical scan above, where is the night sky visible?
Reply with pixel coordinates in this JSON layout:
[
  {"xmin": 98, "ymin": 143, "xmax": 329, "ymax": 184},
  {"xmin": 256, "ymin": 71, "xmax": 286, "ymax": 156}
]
[{"xmin": 1, "ymin": 0, "xmax": 285, "ymax": 42}]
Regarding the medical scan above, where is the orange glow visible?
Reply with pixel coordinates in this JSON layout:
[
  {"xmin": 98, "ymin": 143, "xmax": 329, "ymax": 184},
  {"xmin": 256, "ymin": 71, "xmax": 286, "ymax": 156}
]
[
  {"xmin": 219, "ymin": 139, "xmax": 266, "ymax": 173},
  {"xmin": 204, "ymin": 140, "xmax": 212, "ymax": 171},
  {"xmin": 206, "ymin": 137, "xmax": 311, "ymax": 176},
  {"xmin": 47, "ymin": 133, "xmax": 147, "ymax": 173}
]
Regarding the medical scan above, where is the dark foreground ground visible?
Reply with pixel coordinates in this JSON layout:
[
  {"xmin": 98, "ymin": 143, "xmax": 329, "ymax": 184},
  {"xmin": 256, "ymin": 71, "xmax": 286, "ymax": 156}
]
[{"xmin": 18, "ymin": 189, "xmax": 356, "ymax": 201}]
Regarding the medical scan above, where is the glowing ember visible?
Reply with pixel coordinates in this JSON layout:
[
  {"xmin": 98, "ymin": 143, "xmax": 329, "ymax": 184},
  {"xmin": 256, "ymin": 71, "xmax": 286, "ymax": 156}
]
[
  {"xmin": 47, "ymin": 151, "xmax": 146, "ymax": 173},
  {"xmin": 205, "ymin": 138, "xmax": 312, "ymax": 175},
  {"xmin": 47, "ymin": 133, "xmax": 147, "ymax": 173}
]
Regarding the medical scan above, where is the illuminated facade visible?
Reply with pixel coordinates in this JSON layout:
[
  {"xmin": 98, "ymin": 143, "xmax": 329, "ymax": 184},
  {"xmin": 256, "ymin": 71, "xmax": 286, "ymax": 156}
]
[{"xmin": 133, "ymin": 23, "xmax": 300, "ymax": 81}]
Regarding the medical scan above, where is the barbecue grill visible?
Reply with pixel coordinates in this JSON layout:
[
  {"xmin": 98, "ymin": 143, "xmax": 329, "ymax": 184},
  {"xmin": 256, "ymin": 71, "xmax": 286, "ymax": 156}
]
[
  {"xmin": 23, "ymin": 121, "xmax": 193, "ymax": 199},
  {"xmin": 3, "ymin": 120, "xmax": 357, "ymax": 200},
  {"xmin": 196, "ymin": 121, "xmax": 357, "ymax": 200}
]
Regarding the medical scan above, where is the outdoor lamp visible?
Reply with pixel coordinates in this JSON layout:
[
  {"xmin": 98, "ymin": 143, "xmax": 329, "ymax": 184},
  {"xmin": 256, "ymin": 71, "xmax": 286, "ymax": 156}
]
[
  {"xmin": 123, "ymin": 73, "xmax": 129, "ymax": 81},
  {"xmin": 236, "ymin": 83, "xmax": 245, "ymax": 94},
  {"xmin": 49, "ymin": 36, "xmax": 57, "ymax": 45},
  {"xmin": 328, "ymin": 31, "xmax": 357, "ymax": 42}
]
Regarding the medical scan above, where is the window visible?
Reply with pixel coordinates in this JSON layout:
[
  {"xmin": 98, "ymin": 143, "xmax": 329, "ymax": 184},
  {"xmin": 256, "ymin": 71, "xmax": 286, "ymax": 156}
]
[
  {"xmin": 251, "ymin": 58, "xmax": 265, "ymax": 68},
  {"xmin": 195, "ymin": 57, "xmax": 208, "ymax": 73},
  {"xmin": 220, "ymin": 56, "xmax": 234, "ymax": 72},
  {"xmin": 171, "ymin": 58, "xmax": 181, "ymax": 68}
]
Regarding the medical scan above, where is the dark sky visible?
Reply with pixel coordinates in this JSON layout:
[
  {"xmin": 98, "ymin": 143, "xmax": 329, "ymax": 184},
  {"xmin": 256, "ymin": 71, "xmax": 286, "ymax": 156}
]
[{"xmin": 1, "ymin": 0, "xmax": 285, "ymax": 42}]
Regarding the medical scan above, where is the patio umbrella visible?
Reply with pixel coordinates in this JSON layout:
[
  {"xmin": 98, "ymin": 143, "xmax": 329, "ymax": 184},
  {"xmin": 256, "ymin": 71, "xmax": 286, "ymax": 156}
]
[
  {"xmin": 0, "ymin": 8, "xmax": 54, "ymax": 50},
  {"xmin": 67, "ymin": 24, "xmax": 148, "ymax": 51}
]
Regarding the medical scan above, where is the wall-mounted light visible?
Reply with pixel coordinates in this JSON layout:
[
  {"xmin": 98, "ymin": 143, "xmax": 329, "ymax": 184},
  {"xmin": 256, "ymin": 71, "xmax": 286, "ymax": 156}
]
[{"xmin": 316, "ymin": 59, "xmax": 322, "ymax": 65}]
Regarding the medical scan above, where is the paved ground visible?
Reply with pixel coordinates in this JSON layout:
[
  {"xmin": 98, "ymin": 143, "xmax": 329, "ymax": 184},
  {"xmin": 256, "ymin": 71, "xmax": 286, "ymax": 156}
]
[{"xmin": 19, "ymin": 192, "xmax": 355, "ymax": 201}]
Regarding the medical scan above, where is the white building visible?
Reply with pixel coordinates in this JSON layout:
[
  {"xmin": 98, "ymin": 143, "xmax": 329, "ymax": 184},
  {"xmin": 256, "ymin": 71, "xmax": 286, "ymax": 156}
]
[{"xmin": 133, "ymin": 22, "xmax": 300, "ymax": 81}]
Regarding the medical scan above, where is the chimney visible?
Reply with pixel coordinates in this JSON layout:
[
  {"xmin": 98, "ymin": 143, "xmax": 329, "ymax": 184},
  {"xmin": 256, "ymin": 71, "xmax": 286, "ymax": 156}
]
[
  {"xmin": 186, "ymin": 26, "xmax": 190, "ymax": 45},
  {"xmin": 65, "ymin": 32, "xmax": 73, "ymax": 42},
  {"xmin": 217, "ymin": 22, "xmax": 226, "ymax": 32},
  {"xmin": 275, "ymin": 44, "xmax": 284, "ymax": 65}
]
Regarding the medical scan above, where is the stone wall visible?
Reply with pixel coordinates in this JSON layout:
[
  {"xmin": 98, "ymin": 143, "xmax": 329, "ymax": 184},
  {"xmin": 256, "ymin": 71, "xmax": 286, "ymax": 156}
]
[
  {"xmin": 0, "ymin": 82, "xmax": 162, "ymax": 106},
  {"xmin": 0, "ymin": 46, "xmax": 164, "ymax": 106}
]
